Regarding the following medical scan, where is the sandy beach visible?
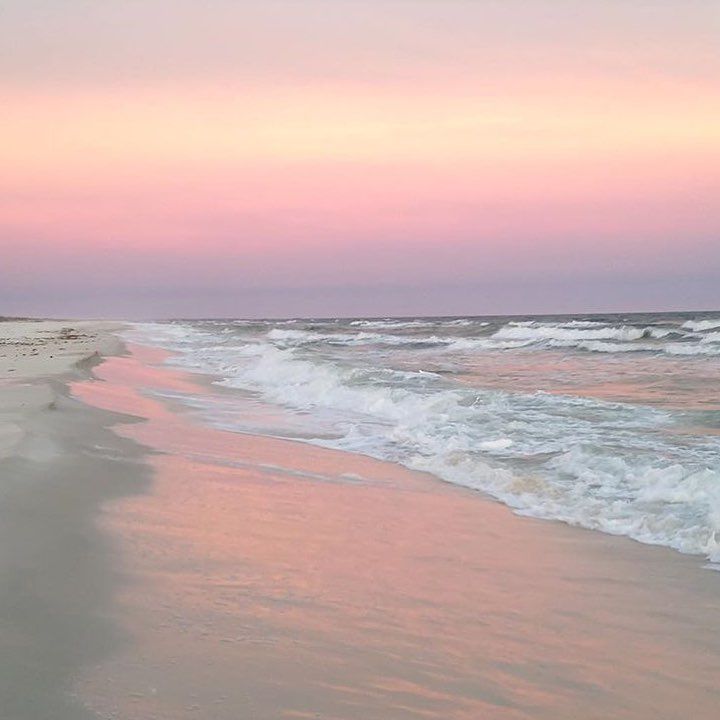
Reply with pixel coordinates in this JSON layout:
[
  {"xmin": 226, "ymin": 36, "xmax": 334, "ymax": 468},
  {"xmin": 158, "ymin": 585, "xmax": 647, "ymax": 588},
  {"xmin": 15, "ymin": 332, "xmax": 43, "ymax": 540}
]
[
  {"xmin": 2, "ymin": 327, "xmax": 715, "ymax": 719},
  {"xmin": 0, "ymin": 320, "xmax": 152, "ymax": 719}
]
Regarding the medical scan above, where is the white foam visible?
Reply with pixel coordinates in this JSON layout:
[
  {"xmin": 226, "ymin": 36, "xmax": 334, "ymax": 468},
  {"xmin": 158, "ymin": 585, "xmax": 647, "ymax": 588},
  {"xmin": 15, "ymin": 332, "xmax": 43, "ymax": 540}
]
[
  {"xmin": 547, "ymin": 320, "xmax": 607, "ymax": 329},
  {"xmin": 480, "ymin": 438, "xmax": 514, "ymax": 451},
  {"xmin": 664, "ymin": 343, "xmax": 720, "ymax": 356},
  {"xmin": 683, "ymin": 319, "xmax": 720, "ymax": 332},
  {"xmin": 493, "ymin": 324, "xmax": 648, "ymax": 342},
  {"xmin": 412, "ymin": 448, "xmax": 720, "ymax": 561},
  {"xmin": 348, "ymin": 318, "xmax": 477, "ymax": 330},
  {"xmin": 267, "ymin": 327, "xmax": 462, "ymax": 348}
]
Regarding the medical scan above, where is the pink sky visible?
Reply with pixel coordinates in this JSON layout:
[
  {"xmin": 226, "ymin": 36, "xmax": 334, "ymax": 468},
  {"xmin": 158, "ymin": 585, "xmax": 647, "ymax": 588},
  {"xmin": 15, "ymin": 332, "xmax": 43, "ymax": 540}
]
[{"xmin": 1, "ymin": 1, "xmax": 719, "ymax": 318}]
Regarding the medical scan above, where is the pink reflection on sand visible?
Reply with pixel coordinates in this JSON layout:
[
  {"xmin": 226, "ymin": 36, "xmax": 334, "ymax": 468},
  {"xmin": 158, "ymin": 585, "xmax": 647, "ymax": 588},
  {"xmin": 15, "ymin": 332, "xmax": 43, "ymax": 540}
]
[{"xmin": 72, "ymin": 346, "xmax": 720, "ymax": 719}]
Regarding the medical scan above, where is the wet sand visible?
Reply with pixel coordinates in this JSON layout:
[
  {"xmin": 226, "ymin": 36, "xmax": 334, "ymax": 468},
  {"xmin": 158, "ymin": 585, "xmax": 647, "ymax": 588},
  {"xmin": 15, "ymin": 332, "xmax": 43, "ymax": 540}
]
[{"xmin": 70, "ymin": 343, "xmax": 720, "ymax": 720}]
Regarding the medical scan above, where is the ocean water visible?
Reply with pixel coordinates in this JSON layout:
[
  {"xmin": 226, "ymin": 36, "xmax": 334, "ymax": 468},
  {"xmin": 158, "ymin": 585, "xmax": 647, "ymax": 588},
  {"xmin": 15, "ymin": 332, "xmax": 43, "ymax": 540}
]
[{"xmin": 127, "ymin": 312, "xmax": 720, "ymax": 561}]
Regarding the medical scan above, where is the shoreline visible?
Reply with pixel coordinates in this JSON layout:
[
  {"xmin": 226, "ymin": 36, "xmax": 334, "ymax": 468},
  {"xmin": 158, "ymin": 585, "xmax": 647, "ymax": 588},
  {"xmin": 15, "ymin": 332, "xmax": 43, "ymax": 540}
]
[{"xmin": 128, "ymin": 335, "xmax": 720, "ymax": 569}]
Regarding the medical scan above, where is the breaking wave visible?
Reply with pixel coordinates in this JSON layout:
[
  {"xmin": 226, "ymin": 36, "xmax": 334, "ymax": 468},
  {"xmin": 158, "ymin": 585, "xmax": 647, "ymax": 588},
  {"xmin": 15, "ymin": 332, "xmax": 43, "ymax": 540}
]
[{"xmin": 128, "ymin": 312, "xmax": 720, "ymax": 562}]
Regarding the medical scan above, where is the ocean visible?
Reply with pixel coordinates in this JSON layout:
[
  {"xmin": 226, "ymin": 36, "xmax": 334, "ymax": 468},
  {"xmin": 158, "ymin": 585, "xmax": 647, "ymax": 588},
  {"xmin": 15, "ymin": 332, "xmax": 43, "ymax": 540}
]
[{"xmin": 127, "ymin": 312, "xmax": 720, "ymax": 561}]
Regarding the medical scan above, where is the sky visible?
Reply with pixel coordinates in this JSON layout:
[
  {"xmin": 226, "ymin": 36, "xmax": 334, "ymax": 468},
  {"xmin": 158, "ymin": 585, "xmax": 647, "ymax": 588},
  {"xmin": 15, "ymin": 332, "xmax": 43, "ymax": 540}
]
[{"xmin": 1, "ymin": 0, "xmax": 719, "ymax": 318}]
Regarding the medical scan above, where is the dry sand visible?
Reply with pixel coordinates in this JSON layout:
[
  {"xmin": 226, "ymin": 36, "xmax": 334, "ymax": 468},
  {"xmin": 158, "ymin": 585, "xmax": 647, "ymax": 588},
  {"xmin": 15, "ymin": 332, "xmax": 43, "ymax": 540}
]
[{"xmin": 0, "ymin": 320, "xmax": 151, "ymax": 719}]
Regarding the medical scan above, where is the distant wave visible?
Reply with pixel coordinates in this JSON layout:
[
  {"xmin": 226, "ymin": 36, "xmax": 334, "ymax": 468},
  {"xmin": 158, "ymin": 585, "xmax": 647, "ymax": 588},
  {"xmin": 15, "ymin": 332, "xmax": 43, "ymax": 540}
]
[
  {"xmin": 258, "ymin": 321, "xmax": 720, "ymax": 356},
  {"xmin": 683, "ymin": 318, "xmax": 720, "ymax": 333},
  {"xmin": 492, "ymin": 324, "xmax": 649, "ymax": 342}
]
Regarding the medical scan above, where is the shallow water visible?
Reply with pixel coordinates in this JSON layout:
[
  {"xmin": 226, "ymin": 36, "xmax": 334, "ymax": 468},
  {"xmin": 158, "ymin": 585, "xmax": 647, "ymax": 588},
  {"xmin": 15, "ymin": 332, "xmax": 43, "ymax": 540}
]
[{"xmin": 127, "ymin": 312, "xmax": 720, "ymax": 561}]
